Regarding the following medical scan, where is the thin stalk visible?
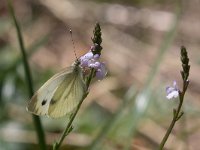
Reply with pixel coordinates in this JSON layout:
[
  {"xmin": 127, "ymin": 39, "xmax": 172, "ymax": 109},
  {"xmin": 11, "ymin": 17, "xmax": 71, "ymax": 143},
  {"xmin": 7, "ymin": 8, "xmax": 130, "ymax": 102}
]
[
  {"xmin": 180, "ymin": 109, "xmax": 189, "ymax": 150},
  {"xmin": 0, "ymin": 80, "xmax": 4, "ymax": 106},
  {"xmin": 53, "ymin": 69, "xmax": 95, "ymax": 150},
  {"xmin": 7, "ymin": 1, "xmax": 46, "ymax": 150},
  {"xmin": 158, "ymin": 81, "xmax": 188, "ymax": 150}
]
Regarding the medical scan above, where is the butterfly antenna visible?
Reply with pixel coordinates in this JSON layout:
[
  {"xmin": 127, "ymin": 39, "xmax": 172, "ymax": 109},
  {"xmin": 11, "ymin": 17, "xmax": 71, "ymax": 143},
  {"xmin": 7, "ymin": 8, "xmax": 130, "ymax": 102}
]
[{"xmin": 69, "ymin": 29, "xmax": 78, "ymax": 61}]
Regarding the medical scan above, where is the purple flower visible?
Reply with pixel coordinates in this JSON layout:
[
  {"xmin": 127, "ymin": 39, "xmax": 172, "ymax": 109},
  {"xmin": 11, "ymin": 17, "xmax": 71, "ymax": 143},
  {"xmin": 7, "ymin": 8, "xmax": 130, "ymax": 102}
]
[
  {"xmin": 79, "ymin": 51, "xmax": 99, "ymax": 68},
  {"xmin": 79, "ymin": 51, "xmax": 94, "ymax": 67},
  {"xmin": 166, "ymin": 81, "xmax": 179, "ymax": 99},
  {"xmin": 96, "ymin": 63, "xmax": 107, "ymax": 80},
  {"xmin": 79, "ymin": 51, "xmax": 107, "ymax": 80},
  {"xmin": 88, "ymin": 61, "xmax": 100, "ymax": 68}
]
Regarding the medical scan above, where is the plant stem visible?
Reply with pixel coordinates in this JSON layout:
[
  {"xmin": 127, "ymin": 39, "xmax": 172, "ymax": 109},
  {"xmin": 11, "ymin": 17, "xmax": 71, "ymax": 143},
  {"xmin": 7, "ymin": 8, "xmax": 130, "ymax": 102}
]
[
  {"xmin": 7, "ymin": 1, "xmax": 46, "ymax": 149},
  {"xmin": 53, "ymin": 69, "xmax": 95, "ymax": 150},
  {"xmin": 53, "ymin": 93, "xmax": 88, "ymax": 150},
  {"xmin": 54, "ymin": 22, "xmax": 102, "ymax": 149},
  {"xmin": 158, "ymin": 82, "xmax": 188, "ymax": 150}
]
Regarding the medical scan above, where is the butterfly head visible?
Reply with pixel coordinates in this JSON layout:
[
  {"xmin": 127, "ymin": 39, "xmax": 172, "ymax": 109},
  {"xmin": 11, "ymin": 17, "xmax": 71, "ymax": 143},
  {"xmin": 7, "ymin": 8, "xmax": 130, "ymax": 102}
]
[{"xmin": 73, "ymin": 59, "xmax": 81, "ymax": 66}]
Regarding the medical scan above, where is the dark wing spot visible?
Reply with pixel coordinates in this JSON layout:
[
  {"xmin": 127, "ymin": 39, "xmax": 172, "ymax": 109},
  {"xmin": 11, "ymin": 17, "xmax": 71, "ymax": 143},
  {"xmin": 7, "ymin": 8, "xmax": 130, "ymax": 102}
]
[
  {"xmin": 41, "ymin": 99, "xmax": 47, "ymax": 106},
  {"xmin": 50, "ymin": 99, "xmax": 56, "ymax": 105}
]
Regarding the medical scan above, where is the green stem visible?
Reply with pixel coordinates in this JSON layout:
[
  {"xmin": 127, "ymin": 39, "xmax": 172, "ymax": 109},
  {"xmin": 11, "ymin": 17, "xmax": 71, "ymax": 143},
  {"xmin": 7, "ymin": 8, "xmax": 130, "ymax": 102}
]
[
  {"xmin": 158, "ymin": 82, "xmax": 188, "ymax": 150},
  {"xmin": 7, "ymin": 1, "xmax": 46, "ymax": 149},
  {"xmin": 53, "ymin": 69, "xmax": 95, "ymax": 150},
  {"xmin": 86, "ymin": 69, "xmax": 95, "ymax": 88},
  {"xmin": 53, "ymin": 93, "xmax": 88, "ymax": 150}
]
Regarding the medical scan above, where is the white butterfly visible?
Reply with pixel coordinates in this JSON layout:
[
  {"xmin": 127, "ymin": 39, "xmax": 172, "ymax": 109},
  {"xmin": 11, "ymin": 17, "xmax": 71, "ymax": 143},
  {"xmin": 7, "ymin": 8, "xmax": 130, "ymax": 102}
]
[{"xmin": 26, "ymin": 60, "xmax": 87, "ymax": 118}]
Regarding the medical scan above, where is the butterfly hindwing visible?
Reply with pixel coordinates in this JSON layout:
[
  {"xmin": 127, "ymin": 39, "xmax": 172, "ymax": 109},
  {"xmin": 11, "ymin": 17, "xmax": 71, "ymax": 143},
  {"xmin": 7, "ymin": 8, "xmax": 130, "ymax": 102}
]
[{"xmin": 26, "ymin": 66, "xmax": 76, "ymax": 116}]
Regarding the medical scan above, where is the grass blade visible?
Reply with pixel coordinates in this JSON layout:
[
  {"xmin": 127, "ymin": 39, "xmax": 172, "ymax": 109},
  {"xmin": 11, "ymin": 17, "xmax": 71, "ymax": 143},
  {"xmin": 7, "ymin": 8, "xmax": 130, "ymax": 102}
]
[{"xmin": 7, "ymin": 0, "xmax": 46, "ymax": 149}]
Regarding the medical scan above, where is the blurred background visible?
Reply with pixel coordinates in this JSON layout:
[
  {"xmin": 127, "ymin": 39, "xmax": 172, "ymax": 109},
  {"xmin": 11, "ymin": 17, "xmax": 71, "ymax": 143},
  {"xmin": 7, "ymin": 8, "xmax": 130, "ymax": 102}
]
[{"xmin": 0, "ymin": 0, "xmax": 200, "ymax": 149}]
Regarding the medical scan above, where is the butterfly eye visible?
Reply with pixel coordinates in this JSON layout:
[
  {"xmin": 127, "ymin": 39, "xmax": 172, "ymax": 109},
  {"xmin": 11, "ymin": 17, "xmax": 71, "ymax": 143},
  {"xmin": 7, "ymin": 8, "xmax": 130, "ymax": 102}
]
[{"xmin": 41, "ymin": 99, "xmax": 47, "ymax": 106}]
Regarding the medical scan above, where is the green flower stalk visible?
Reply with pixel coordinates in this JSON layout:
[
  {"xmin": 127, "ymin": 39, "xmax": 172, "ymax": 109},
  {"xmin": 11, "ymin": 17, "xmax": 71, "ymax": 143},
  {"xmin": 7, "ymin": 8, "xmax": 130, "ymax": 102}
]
[
  {"xmin": 91, "ymin": 23, "xmax": 102, "ymax": 55},
  {"xmin": 180, "ymin": 46, "xmax": 190, "ymax": 84},
  {"xmin": 158, "ymin": 46, "xmax": 190, "ymax": 150},
  {"xmin": 53, "ymin": 23, "xmax": 105, "ymax": 150}
]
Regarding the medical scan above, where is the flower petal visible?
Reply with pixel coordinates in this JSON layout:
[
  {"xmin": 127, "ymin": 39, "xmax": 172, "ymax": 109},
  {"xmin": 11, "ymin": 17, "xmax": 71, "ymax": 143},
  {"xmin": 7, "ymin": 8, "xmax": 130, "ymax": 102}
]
[
  {"xmin": 96, "ymin": 63, "xmax": 107, "ymax": 80},
  {"xmin": 166, "ymin": 90, "xmax": 179, "ymax": 99},
  {"xmin": 80, "ymin": 51, "xmax": 93, "ymax": 60},
  {"xmin": 166, "ymin": 81, "xmax": 179, "ymax": 100},
  {"xmin": 79, "ymin": 50, "xmax": 107, "ymax": 80},
  {"xmin": 96, "ymin": 70, "xmax": 105, "ymax": 80},
  {"xmin": 94, "ymin": 54, "xmax": 100, "ymax": 59},
  {"xmin": 166, "ymin": 87, "xmax": 175, "ymax": 94},
  {"xmin": 80, "ymin": 59, "xmax": 89, "ymax": 67},
  {"xmin": 100, "ymin": 63, "xmax": 107, "ymax": 75}
]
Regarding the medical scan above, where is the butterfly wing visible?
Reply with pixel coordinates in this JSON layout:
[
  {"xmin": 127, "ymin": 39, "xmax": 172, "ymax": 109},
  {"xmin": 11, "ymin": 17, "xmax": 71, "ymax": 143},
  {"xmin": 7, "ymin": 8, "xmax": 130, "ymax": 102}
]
[
  {"xmin": 26, "ymin": 66, "xmax": 76, "ymax": 116},
  {"xmin": 47, "ymin": 66, "xmax": 87, "ymax": 118}
]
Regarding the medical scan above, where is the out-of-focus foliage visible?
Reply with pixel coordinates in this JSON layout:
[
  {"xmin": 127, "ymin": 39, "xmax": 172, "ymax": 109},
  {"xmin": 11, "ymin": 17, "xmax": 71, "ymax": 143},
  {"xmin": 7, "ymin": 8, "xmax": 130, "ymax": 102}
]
[{"xmin": 1, "ymin": 0, "xmax": 200, "ymax": 150}]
